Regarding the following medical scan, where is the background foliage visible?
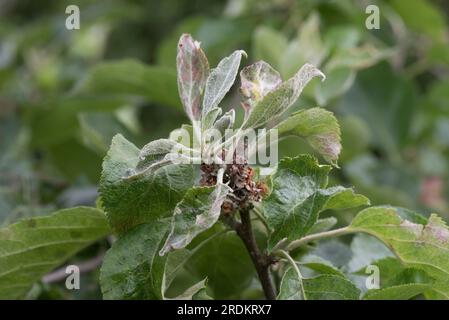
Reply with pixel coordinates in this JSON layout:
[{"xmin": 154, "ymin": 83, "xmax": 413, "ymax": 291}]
[{"xmin": 1, "ymin": 0, "xmax": 449, "ymax": 299}]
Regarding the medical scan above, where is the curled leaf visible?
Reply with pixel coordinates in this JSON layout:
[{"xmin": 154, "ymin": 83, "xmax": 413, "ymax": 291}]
[
  {"xmin": 240, "ymin": 61, "xmax": 282, "ymax": 118},
  {"xmin": 99, "ymin": 134, "xmax": 194, "ymax": 234},
  {"xmin": 243, "ymin": 63, "xmax": 325, "ymax": 129},
  {"xmin": 177, "ymin": 34, "xmax": 210, "ymax": 121},
  {"xmin": 275, "ymin": 107, "xmax": 341, "ymax": 166},
  {"xmin": 129, "ymin": 139, "xmax": 197, "ymax": 178},
  {"xmin": 202, "ymin": 50, "xmax": 246, "ymax": 122},
  {"xmin": 213, "ymin": 109, "xmax": 235, "ymax": 135},
  {"xmin": 160, "ymin": 178, "xmax": 232, "ymax": 256}
]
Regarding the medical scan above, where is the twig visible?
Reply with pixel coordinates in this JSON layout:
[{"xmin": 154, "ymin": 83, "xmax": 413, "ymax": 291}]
[{"xmin": 227, "ymin": 207, "xmax": 276, "ymax": 300}]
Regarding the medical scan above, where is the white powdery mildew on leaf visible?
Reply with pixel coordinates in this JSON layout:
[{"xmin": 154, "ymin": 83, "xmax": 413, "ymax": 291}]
[
  {"xmin": 421, "ymin": 215, "xmax": 449, "ymax": 244},
  {"xmin": 275, "ymin": 107, "xmax": 342, "ymax": 165},
  {"xmin": 243, "ymin": 63, "xmax": 325, "ymax": 130},
  {"xmin": 399, "ymin": 219, "xmax": 423, "ymax": 238},
  {"xmin": 159, "ymin": 180, "xmax": 232, "ymax": 256},
  {"xmin": 240, "ymin": 61, "xmax": 282, "ymax": 117},
  {"xmin": 177, "ymin": 34, "xmax": 209, "ymax": 121},
  {"xmin": 202, "ymin": 50, "xmax": 246, "ymax": 118},
  {"xmin": 350, "ymin": 207, "xmax": 449, "ymax": 298},
  {"xmin": 310, "ymin": 133, "xmax": 341, "ymax": 164},
  {"xmin": 99, "ymin": 134, "xmax": 195, "ymax": 234}
]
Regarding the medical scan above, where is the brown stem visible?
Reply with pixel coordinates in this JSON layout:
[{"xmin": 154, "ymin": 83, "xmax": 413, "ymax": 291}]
[{"xmin": 228, "ymin": 207, "xmax": 276, "ymax": 300}]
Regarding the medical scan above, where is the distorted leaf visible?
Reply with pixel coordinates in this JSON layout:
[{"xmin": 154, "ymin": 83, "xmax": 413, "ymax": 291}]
[
  {"xmin": 240, "ymin": 61, "xmax": 282, "ymax": 117},
  {"xmin": 160, "ymin": 182, "xmax": 232, "ymax": 255},
  {"xmin": 177, "ymin": 34, "xmax": 210, "ymax": 121},
  {"xmin": 202, "ymin": 50, "xmax": 246, "ymax": 119},
  {"xmin": 242, "ymin": 64, "xmax": 325, "ymax": 129},
  {"xmin": 275, "ymin": 107, "xmax": 341, "ymax": 165},
  {"xmin": 213, "ymin": 109, "xmax": 235, "ymax": 134},
  {"xmin": 99, "ymin": 134, "xmax": 194, "ymax": 234}
]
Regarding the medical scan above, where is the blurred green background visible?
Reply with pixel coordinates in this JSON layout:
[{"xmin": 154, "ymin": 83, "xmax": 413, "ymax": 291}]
[{"xmin": 1, "ymin": 0, "xmax": 448, "ymax": 298}]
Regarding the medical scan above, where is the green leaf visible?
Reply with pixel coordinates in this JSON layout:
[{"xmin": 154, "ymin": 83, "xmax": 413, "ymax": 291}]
[
  {"xmin": 314, "ymin": 67, "xmax": 355, "ymax": 105},
  {"xmin": 169, "ymin": 124, "xmax": 195, "ymax": 147},
  {"xmin": 201, "ymin": 107, "xmax": 222, "ymax": 132},
  {"xmin": 391, "ymin": 0, "xmax": 446, "ymax": 40},
  {"xmin": 277, "ymin": 267, "xmax": 304, "ymax": 300},
  {"xmin": 78, "ymin": 111, "xmax": 134, "ymax": 155},
  {"xmin": 27, "ymin": 96, "xmax": 129, "ymax": 147},
  {"xmin": 160, "ymin": 182, "xmax": 232, "ymax": 255},
  {"xmin": 136, "ymin": 139, "xmax": 180, "ymax": 172},
  {"xmin": 337, "ymin": 63, "xmax": 417, "ymax": 156},
  {"xmin": 213, "ymin": 109, "xmax": 235, "ymax": 134},
  {"xmin": 312, "ymin": 240, "xmax": 353, "ymax": 268},
  {"xmin": 100, "ymin": 220, "xmax": 169, "ymax": 300},
  {"xmin": 134, "ymin": 138, "xmax": 195, "ymax": 176},
  {"xmin": 242, "ymin": 64, "xmax": 325, "ymax": 130},
  {"xmin": 240, "ymin": 61, "xmax": 282, "ymax": 117},
  {"xmin": 325, "ymin": 45, "xmax": 393, "ymax": 71},
  {"xmin": 303, "ymin": 274, "xmax": 360, "ymax": 300},
  {"xmin": 253, "ymin": 26, "xmax": 288, "ymax": 68},
  {"xmin": 278, "ymin": 267, "xmax": 360, "ymax": 300},
  {"xmin": 99, "ymin": 134, "xmax": 194, "ymax": 234},
  {"xmin": 307, "ymin": 217, "xmax": 338, "ymax": 235},
  {"xmin": 386, "ymin": 267, "xmax": 435, "ymax": 287},
  {"xmin": 177, "ymin": 34, "xmax": 210, "ymax": 121},
  {"xmin": 78, "ymin": 59, "xmax": 181, "ymax": 110},
  {"xmin": 349, "ymin": 206, "xmax": 449, "ymax": 298},
  {"xmin": 0, "ymin": 207, "xmax": 110, "ymax": 299},
  {"xmin": 347, "ymin": 234, "xmax": 394, "ymax": 273},
  {"xmin": 202, "ymin": 50, "xmax": 246, "ymax": 118},
  {"xmin": 375, "ymin": 268, "xmax": 437, "ymax": 299},
  {"xmin": 363, "ymin": 284, "xmax": 431, "ymax": 300},
  {"xmin": 168, "ymin": 278, "xmax": 209, "ymax": 300},
  {"xmin": 280, "ymin": 13, "xmax": 327, "ymax": 78},
  {"xmin": 324, "ymin": 26, "xmax": 361, "ymax": 51},
  {"xmin": 263, "ymin": 156, "xmax": 369, "ymax": 249},
  {"xmin": 299, "ymin": 254, "xmax": 345, "ymax": 277},
  {"xmin": 186, "ymin": 231, "xmax": 255, "ymax": 299},
  {"xmin": 275, "ymin": 107, "xmax": 341, "ymax": 165},
  {"xmin": 101, "ymin": 221, "xmax": 209, "ymax": 300}
]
